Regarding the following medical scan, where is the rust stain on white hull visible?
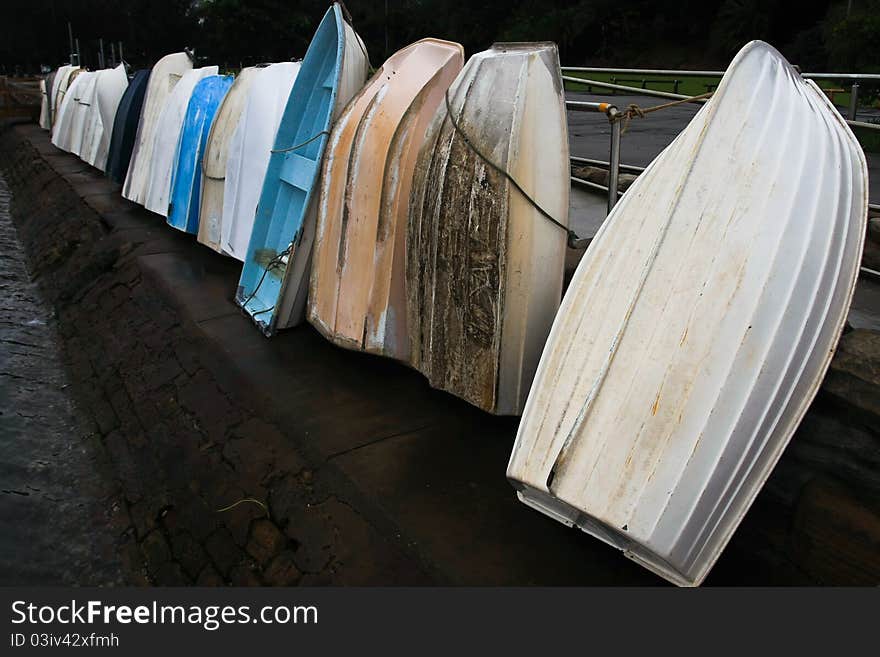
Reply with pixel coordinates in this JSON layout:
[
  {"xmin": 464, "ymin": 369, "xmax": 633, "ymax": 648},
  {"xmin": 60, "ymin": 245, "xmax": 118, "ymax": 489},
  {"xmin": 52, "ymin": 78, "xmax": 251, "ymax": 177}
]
[
  {"xmin": 407, "ymin": 42, "xmax": 570, "ymax": 415},
  {"xmin": 309, "ymin": 38, "xmax": 464, "ymax": 362},
  {"xmin": 507, "ymin": 41, "xmax": 868, "ymax": 586}
]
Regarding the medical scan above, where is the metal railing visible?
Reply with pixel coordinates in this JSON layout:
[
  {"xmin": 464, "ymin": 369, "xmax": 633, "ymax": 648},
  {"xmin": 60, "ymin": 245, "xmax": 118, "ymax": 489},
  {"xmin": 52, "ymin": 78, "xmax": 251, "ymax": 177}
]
[
  {"xmin": 562, "ymin": 66, "xmax": 880, "ymax": 81},
  {"xmin": 564, "ymin": 101, "xmax": 622, "ymax": 222},
  {"xmin": 562, "ymin": 71, "xmax": 880, "ymax": 127}
]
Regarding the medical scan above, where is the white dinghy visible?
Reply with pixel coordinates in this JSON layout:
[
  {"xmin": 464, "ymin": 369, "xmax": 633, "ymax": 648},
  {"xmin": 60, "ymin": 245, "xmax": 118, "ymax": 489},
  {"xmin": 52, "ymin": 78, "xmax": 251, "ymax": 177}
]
[
  {"xmin": 123, "ymin": 52, "xmax": 193, "ymax": 205},
  {"xmin": 219, "ymin": 61, "xmax": 300, "ymax": 260},
  {"xmin": 82, "ymin": 63, "xmax": 129, "ymax": 170},
  {"xmin": 143, "ymin": 65, "xmax": 219, "ymax": 216},
  {"xmin": 506, "ymin": 41, "xmax": 868, "ymax": 586},
  {"xmin": 407, "ymin": 42, "xmax": 570, "ymax": 415},
  {"xmin": 197, "ymin": 65, "xmax": 259, "ymax": 252},
  {"xmin": 69, "ymin": 71, "xmax": 98, "ymax": 157}
]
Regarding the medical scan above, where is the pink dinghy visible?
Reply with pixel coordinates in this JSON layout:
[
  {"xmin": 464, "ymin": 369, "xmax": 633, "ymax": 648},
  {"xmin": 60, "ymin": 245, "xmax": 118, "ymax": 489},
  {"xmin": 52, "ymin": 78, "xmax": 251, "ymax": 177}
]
[{"xmin": 309, "ymin": 38, "xmax": 464, "ymax": 362}]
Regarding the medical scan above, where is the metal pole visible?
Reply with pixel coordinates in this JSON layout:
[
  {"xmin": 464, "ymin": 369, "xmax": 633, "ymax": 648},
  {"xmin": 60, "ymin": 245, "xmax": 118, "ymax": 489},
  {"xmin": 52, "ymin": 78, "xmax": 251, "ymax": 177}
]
[
  {"xmin": 563, "ymin": 75, "xmax": 708, "ymax": 103},
  {"xmin": 119, "ymin": 42, "xmax": 123, "ymax": 64},
  {"xmin": 67, "ymin": 22, "xmax": 74, "ymax": 64},
  {"xmin": 849, "ymin": 83, "xmax": 859, "ymax": 121},
  {"xmin": 75, "ymin": 38, "xmax": 81, "ymax": 67},
  {"xmin": 99, "ymin": 38, "xmax": 105, "ymax": 69},
  {"xmin": 110, "ymin": 43, "xmax": 116, "ymax": 67},
  {"xmin": 607, "ymin": 109, "xmax": 622, "ymax": 213}
]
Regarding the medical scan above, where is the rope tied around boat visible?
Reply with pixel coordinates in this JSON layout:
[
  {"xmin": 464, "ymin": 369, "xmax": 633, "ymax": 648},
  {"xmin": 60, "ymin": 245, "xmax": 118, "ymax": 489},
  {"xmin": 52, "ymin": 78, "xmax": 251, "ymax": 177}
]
[
  {"xmin": 238, "ymin": 243, "xmax": 293, "ymax": 316},
  {"xmin": 613, "ymin": 92, "xmax": 713, "ymax": 133},
  {"xmin": 270, "ymin": 129, "xmax": 330, "ymax": 154},
  {"xmin": 443, "ymin": 89, "xmax": 580, "ymax": 247}
]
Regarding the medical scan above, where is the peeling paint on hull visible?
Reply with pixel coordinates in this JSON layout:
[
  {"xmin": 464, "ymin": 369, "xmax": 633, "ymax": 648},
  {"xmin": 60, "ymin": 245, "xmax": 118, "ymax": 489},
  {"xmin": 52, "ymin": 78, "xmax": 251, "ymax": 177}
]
[
  {"xmin": 506, "ymin": 41, "xmax": 869, "ymax": 586},
  {"xmin": 167, "ymin": 74, "xmax": 233, "ymax": 233},
  {"xmin": 407, "ymin": 42, "xmax": 570, "ymax": 415},
  {"xmin": 309, "ymin": 38, "xmax": 464, "ymax": 362}
]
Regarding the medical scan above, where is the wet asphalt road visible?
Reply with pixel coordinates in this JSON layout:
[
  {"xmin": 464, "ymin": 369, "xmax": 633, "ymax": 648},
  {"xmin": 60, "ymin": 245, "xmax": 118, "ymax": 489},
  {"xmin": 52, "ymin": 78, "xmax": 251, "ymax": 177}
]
[
  {"xmin": 565, "ymin": 90, "xmax": 880, "ymax": 241},
  {"xmin": 0, "ymin": 172, "xmax": 123, "ymax": 585}
]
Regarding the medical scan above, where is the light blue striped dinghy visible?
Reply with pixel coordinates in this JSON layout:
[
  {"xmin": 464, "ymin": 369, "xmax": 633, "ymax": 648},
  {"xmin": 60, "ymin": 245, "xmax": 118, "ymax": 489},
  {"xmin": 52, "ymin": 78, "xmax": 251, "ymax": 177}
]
[{"xmin": 236, "ymin": 2, "xmax": 369, "ymax": 335}]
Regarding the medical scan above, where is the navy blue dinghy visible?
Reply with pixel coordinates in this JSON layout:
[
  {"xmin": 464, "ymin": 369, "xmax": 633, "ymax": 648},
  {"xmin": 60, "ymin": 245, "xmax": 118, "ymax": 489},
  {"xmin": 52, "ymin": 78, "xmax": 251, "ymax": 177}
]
[{"xmin": 106, "ymin": 69, "xmax": 151, "ymax": 185}]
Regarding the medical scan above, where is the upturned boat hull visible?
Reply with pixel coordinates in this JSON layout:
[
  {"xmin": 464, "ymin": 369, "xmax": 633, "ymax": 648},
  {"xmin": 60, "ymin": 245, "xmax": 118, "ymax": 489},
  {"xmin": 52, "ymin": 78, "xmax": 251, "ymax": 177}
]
[
  {"xmin": 106, "ymin": 69, "xmax": 151, "ymax": 185},
  {"xmin": 197, "ymin": 66, "xmax": 259, "ymax": 251},
  {"xmin": 506, "ymin": 41, "xmax": 868, "ymax": 586},
  {"xmin": 69, "ymin": 72, "xmax": 98, "ymax": 157},
  {"xmin": 123, "ymin": 52, "xmax": 193, "ymax": 205},
  {"xmin": 236, "ymin": 2, "xmax": 369, "ymax": 334},
  {"xmin": 407, "ymin": 42, "xmax": 570, "ymax": 415},
  {"xmin": 309, "ymin": 38, "xmax": 464, "ymax": 362},
  {"xmin": 219, "ymin": 62, "xmax": 300, "ymax": 260},
  {"xmin": 82, "ymin": 63, "xmax": 129, "ymax": 171},
  {"xmin": 51, "ymin": 69, "xmax": 86, "ymax": 152},
  {"xmin": 167, "ymin": 74, "xmax": 234, "ymax": 233},
  {"xmin": 144, "ymin": 66, "xmax": 219, "ymax": 216},
  {"xmin": 49, "ymin": 66, "xmax": 78, "ymax": 137}
]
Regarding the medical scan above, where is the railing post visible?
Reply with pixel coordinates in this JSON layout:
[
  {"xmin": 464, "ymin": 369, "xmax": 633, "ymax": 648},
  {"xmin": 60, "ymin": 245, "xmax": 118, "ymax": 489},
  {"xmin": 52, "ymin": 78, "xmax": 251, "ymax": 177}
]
[
  {"xmin": 607, "ymin": 107, "xmax": 621, "ymax": 214},
  {"xmin": 849, "ymin": 83, "xmax": 859, "ymax": 121}
]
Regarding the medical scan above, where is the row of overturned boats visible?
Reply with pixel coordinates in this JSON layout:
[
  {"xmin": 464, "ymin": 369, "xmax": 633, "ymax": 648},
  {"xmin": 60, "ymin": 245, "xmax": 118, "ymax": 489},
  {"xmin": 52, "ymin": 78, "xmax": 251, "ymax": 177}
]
[{"xmin": 38, "ymin": 3, "xmax": 869, "ymax": 586}]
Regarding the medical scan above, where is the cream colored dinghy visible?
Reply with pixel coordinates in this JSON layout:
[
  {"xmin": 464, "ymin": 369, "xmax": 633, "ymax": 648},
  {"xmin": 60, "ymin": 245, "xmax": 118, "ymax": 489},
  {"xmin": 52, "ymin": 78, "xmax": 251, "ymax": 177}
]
[
  {"xmin": 82, "ymin": 63, "xmax": 129, "ymax": 171},
  {"xmin": 123, "ymin": 52, "xmax": 193, "ymax": 205},
  {"xmin": 309, "ymin": 39, "xmax": 464, "ymax": 362},
  {"xmin": 197, "ymin": 66, "xmax": 259, "ymax": 252},
  {"xmin": 407, "ymin": 42, "xmax": 570, "ymax": 415},
  {"xmin": 507, "ymin": 41, "xmax": 868, "ymax": 587},
  {"xmin": 143, "ymin": 65, "xmax": 219, "ymax": 216},
  {"xmin": 49, "ymin": 65, "xmax": 78, "ymax": 137},
  {"xmin": 51, "ymin": 69, "xmax": 87, "ymax": 152},
  {"xmin": 220, "ymin": 61, "xmax": 300, "ymax": 260}
]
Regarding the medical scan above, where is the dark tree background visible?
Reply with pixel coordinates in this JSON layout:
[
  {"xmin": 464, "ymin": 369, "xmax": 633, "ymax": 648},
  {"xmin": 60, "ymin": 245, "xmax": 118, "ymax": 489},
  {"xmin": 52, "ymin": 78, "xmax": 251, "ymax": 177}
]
[{"xmin": 1, "ymin": 0, "xmax": 878, "ymax": 74}]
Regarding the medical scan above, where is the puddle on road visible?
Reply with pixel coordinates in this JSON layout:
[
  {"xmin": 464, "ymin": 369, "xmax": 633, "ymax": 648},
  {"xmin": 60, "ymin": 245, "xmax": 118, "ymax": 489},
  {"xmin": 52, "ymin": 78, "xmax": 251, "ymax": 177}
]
[{"xmin": 0, "ymin": 172, "xmax": 124, "ymax": 585}]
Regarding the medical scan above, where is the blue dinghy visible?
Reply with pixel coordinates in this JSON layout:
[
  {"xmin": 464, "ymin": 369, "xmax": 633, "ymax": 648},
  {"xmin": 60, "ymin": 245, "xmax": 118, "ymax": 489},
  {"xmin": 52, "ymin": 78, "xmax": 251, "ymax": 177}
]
[
  {"xmin": 167, "ymin": 74, "xmax": 234, "ymax": 233},
  {"xmin": 236, "ymin": 2, "xmax": 368, "ymax": 335},
  {"xmin": 106, "ymin": 69, "xmax": 150, "ymax": 185}
]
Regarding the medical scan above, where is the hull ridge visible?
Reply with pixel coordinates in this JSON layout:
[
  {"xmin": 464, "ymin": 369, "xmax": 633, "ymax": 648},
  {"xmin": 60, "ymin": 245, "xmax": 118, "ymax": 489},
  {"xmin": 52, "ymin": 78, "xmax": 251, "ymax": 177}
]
[{"xmin": 506, "ymin": 41, "xmax": 869, "ymax": 586}]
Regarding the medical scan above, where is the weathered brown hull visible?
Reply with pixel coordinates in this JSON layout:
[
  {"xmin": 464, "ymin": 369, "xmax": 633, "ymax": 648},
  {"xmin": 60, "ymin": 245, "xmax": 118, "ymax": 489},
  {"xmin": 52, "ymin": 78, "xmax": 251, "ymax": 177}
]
[{"xmin": 407, "ymin": 43, "xmax": 570, "ymax": 415}]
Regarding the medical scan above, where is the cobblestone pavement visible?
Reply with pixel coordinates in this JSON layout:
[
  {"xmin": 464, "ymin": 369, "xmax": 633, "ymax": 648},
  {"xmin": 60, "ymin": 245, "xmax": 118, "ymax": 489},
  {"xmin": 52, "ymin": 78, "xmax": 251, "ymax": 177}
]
[
  {"xmin": 0, "ymin": 171, "xmax": 124, "ymax": 585},
  {"xmin": 0, "ymin": 125, "xmax": 431, "ymax": 586}
]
